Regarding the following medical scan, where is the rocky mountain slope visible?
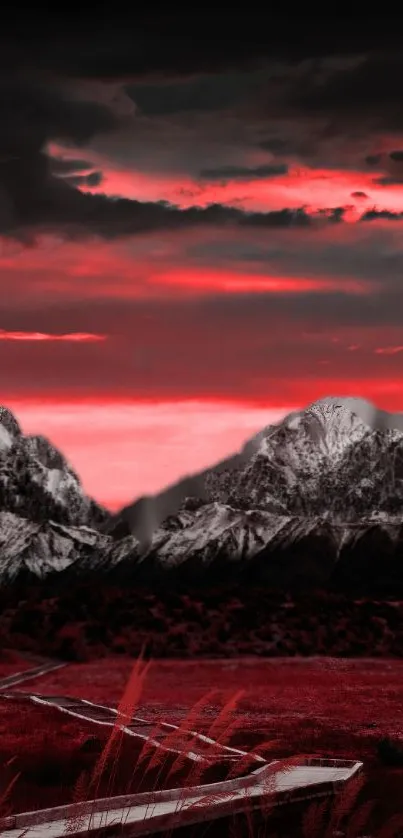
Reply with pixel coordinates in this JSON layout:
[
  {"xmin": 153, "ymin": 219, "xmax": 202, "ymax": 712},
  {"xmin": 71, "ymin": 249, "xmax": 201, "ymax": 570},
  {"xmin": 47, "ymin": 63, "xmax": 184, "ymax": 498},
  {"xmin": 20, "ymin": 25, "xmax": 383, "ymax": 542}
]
[
  {"xmin": 2, "ymin": 397, "xmax": 403, "ymax": 593},
  {"xmin": 108, "ymin": 397, "xmax": 403, "ymax": 542},
  {"xmin": 0, "ymin": 407, "xmax": 109, "ymax": 532}
]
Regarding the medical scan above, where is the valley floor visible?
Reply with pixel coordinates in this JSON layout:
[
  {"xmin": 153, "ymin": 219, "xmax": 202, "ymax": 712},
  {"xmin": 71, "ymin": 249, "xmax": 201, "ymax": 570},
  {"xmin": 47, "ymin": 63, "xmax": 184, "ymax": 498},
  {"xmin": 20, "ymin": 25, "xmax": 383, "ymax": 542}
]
[
  {"xmin": 2, "ymin": 654, "xmax": 403, "ymax": 835},
  {"xmin": 15, "ymin": 655, "xmax": 403, "ymax": 737},
  {"xmin": 7, "ymin": 655, "xmax": 403, "ymax": 834}
]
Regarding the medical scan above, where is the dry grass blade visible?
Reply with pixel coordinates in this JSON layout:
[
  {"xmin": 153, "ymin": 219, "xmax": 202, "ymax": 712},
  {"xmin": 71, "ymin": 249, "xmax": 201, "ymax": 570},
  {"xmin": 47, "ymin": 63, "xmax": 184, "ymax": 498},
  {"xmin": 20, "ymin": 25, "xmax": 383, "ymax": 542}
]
[
  {"xmin": 186, "ymin": 755, "xmax": 210, "ymax": 787},
  {"xmin": 164, "ymin": 733, "xmax": 202, "ymax": 782},
  {"xmin": 89, "ymin": 650, "xmax": 151, "ymax": 795},
  {"xmin": 143, "ymin": 733, "xmax": 183, "ymax": 775},
  {"xmin": 0, "ymin": 770, "xmax": 21, "ymax": 819},
  {"xmin": 175, "ymin": 687, "xmax": 220, "ymax": 732},
  {"xmin": 149, "ymin": 687, "xmax": 220, "ymax": 762},
  {"xmin": 143, "ymin": 733, "xmax": 186, "ymax": 774},
  {"xmin": 378, "ymin": 811, "xmax": 403, "ymax": 838},
  {"xmin": 345, "ymin": 798, "xmax": 374, "ymax": 837},
  {"xmin": 115, "ymin": 650, "xmax": 152, "ymax": 726},
  {"xmin": 186, "ymin": 784, "xmax": 246, "ymax": 812},
  {"xmin": 142, "ymin": 693, "xmax": 220, "ymax": 777},
  {"xmin": 257, "ymin": 754, "xmax": 308, "ymax": 820},
  {"xmin": 226, "ymin": 736, "xmax": 282, "ymax": 781},
  {"xmin": 104, "ymin": 727, "xmax": 125, "ymax": 798},
  {"xmin": 131, "ymin": 719, "xmax": 165, "ymax": 771},
  {"xmin": 63, "ymin": 770, "xmax": 90, "ymax": 834},
  {"xmin": 207, "ymin": 689, "xmax": 245, "ymax": 742},
  {"xmin": 302, "ymin": 798, "xmax": 330, "ymax": 838},
  {"xmin": 226, "ymin": 749, "xmax": 265, "ymax": 780},
  {"xmin": 324, "ymin": 772, "xmax": 366, "ymax": 837}
]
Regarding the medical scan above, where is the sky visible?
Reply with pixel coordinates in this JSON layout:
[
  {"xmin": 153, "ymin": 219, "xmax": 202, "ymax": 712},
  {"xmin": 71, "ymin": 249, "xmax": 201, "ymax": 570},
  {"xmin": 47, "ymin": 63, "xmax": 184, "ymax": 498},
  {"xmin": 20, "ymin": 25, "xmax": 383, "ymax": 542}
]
[{"xmin": 1, "ymin": 13, "xmax": 403, "ymax": 508}]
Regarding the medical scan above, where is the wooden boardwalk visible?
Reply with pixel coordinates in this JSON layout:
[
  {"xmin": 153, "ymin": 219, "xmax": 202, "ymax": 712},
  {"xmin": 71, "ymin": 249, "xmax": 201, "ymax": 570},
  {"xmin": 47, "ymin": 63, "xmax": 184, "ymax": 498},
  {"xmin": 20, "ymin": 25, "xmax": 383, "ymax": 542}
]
[
  {"xmin": 0, "ymin": 655, "xmax": 364, "ymax": 837},
  {"xmin": 1, "ymin": 688, "xmax": 267, "ymax": 767},
  {"xmin": 0, "ymin": 758, "xmax": 363, "ymax": 838}
]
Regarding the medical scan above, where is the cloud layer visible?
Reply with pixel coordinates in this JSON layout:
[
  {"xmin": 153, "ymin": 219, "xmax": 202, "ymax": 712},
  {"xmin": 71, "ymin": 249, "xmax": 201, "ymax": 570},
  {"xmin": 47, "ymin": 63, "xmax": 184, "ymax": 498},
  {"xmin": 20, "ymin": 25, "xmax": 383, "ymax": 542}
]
[{"xmin": 1, "ymin": 15, "xmax": 403, "ymax": 504}]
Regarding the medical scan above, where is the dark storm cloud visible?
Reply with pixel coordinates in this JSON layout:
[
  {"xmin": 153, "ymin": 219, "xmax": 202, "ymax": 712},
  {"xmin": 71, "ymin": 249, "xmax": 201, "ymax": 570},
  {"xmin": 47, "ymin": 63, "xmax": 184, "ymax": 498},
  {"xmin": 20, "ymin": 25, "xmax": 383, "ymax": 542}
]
[
  {"xmin": 286, "ymin": 54, "xmax": 403, "ymax": 133},
  {"xmin": 361, "ymin": 209, "xmax": 403, "ymax": 221},
  {"xmin": 3, "ymin": 15, "xmax": 403, "ymax": 189},
  {"xmin": 114, "ymin": 50, "xmax": 403, "ymax": 175},
  {"xmin": 64, "ymin": 171, "xmax": 103, "ymax": 188},
  {"xmin": 317, "ymin": 207, "xmax": 346, "ymax": 223},
  {"xmin": 258, "ymin": 136, "xmax": 317, "ymax": 158},
  {"xmin": 184, "ymin": 225, "xmax": 403, "ymax": 290},
  {"xmin": 259, "ymin": 138, "xmax": 290, "ymax": 154},
  {"xmin": 0, "ymin": 77, "xmax": 124, "ymax": 239},
  {"xmin": 365, "ymin": 154, "xmax": 382, "ymax": 166},
  {"xmin": 0, "ymin": 80, "xmax": 121, "ymax": 152},
  {"xmin": 198, "ymin": 163, "xmax": 288, "ymax": 181},
  {"xmin": 125, "ymin": 72, "xmax": 266, "ymax": 115},
  {"xmin": 0, "ymin": 17, "xmax": 402, "ymax": 243},
  {"xmin": 0, "ymin": 75, "xmax": 345, "ymax": 241},
  {"xmin": 4, "ymin": 13, "xmax": 403, "ymax": 79},
  {"xmin": 122, "ymin": 53, "xmax": 403, "ymax": 172},
  {"xmin": 0, "ymin": 182, "xmax": 343, "ymax": 239},
  {"xmin": 49, "ymin": 158, "xmax": 96, "ymax": 175},
  {"xmin": 0, "ymin": 89, "xmax": 347, "ymax": 243},
  {"xmin": 366, "ymin": 149, "xmax": 403, "ymax": 185},
  {"xmin": 374, "ymin": 176, "xmax": 403, "ymax": 186}
]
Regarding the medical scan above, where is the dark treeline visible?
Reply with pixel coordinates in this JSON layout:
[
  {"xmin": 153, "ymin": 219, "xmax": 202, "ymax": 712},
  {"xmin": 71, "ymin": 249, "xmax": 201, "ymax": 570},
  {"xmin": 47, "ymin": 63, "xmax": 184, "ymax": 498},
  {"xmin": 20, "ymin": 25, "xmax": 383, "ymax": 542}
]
[{"xmin": 0, "ymin": 580, "xmax": 402, "ymax": 661}]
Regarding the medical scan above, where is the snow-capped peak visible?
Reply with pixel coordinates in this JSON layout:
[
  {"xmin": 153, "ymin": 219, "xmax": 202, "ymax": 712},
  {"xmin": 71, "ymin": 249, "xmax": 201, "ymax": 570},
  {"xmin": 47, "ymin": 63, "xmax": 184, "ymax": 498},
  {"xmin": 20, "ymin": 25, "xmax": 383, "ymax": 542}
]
[
  {"xmin": 291, "ymin": 398, "xmax": 369, "ymax": 459},
  {"xmin": 307, "ymin": 395, "xmax": 403, "ymax": 432}
]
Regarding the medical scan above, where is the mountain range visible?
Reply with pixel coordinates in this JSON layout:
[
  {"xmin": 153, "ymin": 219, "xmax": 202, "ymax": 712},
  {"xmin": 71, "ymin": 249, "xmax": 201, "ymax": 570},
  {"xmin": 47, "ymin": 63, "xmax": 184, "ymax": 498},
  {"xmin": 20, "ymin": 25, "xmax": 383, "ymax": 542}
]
[{"xmin": 1, "ymin": 396, "xmax": 403, "ymax": 594}]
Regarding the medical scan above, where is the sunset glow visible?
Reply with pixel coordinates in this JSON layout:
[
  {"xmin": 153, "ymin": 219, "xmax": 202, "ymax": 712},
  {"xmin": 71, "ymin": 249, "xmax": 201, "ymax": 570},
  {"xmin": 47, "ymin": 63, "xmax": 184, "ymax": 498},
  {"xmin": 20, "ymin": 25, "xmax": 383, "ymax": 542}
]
[{"xmin": 2, "ymin": 24, "xmax": 403, "ymax": 509}]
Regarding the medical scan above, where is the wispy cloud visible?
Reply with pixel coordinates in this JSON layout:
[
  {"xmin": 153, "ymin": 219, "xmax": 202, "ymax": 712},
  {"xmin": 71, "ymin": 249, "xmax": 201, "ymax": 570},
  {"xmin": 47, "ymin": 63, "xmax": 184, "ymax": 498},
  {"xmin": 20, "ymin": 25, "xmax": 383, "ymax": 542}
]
[
  {"xmin": 374, "ymin": 345, "xmax": 403, "ymax": 355},
  {"xmin": 0, "ymin": 331, "xmax": 106, "ymax": 342}
]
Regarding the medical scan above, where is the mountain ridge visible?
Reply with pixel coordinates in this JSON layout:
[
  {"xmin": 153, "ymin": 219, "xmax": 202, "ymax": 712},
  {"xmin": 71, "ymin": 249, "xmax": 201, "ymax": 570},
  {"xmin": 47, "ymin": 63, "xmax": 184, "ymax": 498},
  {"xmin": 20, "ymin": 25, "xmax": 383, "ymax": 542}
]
[
  {"xmin": 2, "ymin": 395, "xmax": 403, "ymax": 593},
  {"xmin": 106, "ymin": 396, "xmax": 403, "ymax": 544}
]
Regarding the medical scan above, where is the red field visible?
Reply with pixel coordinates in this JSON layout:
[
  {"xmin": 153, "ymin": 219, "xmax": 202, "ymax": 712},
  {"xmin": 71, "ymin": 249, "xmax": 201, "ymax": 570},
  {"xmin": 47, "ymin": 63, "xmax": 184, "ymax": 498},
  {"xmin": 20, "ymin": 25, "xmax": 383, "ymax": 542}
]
[
  {"xmin": 0, "ymin": 650, "xmax": 34, "ymax": 678},
  {"xmin": 17, "ymin": 655, "xmax": 403, "ymax": 735},
  {"xmin": 15, "ymin": 655, "xmax": 403, "ymax": 834}
]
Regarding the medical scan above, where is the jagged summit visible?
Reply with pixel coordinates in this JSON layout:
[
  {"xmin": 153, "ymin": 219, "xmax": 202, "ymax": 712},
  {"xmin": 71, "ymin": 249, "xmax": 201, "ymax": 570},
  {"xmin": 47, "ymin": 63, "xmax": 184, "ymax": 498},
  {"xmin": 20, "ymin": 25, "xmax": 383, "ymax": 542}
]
[
  {"xmin": 306, "ymin": 398, "xmax": 365, "ymax": 426},
  {"xmin": 0, "ymin": 406, "xmax": 22, "ymax": 448},
  {"xmin": 277, "ymin": 398, "xmax": 370, "ymax": 462},
  {"xmin": 308, "ymin": 395, "xmax": 403, "ymax": 432}
]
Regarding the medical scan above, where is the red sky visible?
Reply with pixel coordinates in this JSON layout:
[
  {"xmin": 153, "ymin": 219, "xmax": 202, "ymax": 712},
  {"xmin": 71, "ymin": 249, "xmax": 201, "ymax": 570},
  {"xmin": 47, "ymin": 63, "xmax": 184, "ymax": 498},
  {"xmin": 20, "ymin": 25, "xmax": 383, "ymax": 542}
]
[{"xmin": 1, "ymin": 22, "xmax": 403, "ymax": 508}]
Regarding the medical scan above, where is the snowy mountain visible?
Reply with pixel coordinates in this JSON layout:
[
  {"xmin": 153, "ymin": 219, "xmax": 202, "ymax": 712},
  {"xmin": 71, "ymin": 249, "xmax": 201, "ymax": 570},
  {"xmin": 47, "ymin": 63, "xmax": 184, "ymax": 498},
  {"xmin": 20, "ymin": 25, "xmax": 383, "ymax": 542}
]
[
  {"xmin": 2, "ymin": 397, "xmax": 403, "ymax": 593},
  {"xmin": 0, "ymin": 407, "xmax": 109, "ymax": 532},
  {"xmin": 101, "ymin": 396, "xmax": 403, "ymax": 592},
  {"xmin": 108, "ymin": 397, "xmax": 403, "ymax": 540}
]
